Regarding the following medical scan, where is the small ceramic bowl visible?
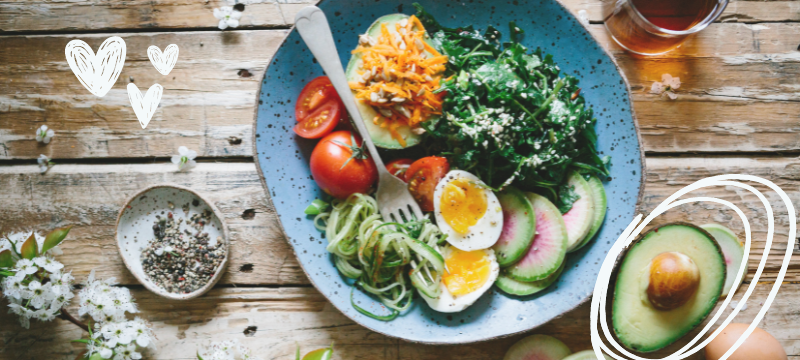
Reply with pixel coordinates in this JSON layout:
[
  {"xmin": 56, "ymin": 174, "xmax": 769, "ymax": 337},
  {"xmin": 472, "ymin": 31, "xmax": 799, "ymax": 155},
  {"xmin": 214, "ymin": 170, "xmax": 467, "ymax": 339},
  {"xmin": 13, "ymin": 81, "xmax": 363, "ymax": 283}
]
[{"xmin": 115, "ymin": 184, "xmax": 229, "ymax": 300}]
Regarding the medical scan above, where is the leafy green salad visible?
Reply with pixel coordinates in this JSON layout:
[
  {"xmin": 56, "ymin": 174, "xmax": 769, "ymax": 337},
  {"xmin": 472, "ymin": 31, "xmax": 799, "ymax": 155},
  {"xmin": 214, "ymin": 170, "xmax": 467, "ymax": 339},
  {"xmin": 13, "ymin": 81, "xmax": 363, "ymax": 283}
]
[{"xmin": 415, "ymin": 5, "xmax": 610, "ymax": 212}]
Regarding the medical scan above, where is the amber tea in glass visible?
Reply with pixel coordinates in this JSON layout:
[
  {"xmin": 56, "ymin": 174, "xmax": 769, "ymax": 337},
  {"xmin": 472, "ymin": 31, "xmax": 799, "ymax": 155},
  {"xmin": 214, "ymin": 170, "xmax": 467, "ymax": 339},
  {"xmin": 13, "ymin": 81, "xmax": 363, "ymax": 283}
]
[{"xmin": 604, "ymin": 0, "xmax": 728, "ymax": 55}]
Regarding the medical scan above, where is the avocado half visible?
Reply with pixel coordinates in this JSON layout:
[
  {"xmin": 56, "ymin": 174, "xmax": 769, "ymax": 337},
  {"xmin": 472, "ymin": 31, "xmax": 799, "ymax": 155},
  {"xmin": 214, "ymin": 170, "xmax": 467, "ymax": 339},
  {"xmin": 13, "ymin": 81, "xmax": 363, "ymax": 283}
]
[
  {"xmin": 344, "ymin": 14, "xmax": 440, "ymax": 149},
  {"xmin": 611, "ymin": 223, "xmax": 726, "ymax": 353}
]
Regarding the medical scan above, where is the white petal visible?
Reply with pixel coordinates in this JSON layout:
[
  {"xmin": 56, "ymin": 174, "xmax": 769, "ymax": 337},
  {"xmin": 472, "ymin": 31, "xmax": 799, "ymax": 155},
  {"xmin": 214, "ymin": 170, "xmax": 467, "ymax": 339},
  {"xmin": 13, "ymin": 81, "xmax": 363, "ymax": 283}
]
[
  {"xmin": 171, "ymin": 155, "xmax": 182, "ymax": 165},
  {"xmin": 230, "ymin": 11, "xmax": 243, "ymax": 20},
  {"xmin": 178, "ymin": 146, "xmax": 189, "ymax": 155},
  {"xmin": 100, "ymin": 348, "xmax": 113, "ymax": 359},
  {"xmin": 136, "ymin": 335, "xmax": 150, "ymax": 347},
  {"xmin": 666, "ymin": 91, "xmax": 678, "ymax": 100},
  {"xmin": 227, "ymin": 19, "xmax": 240, "ymax": 28},
  {"xmin": 213, "ymin": 8, "xmax": 223, "ymax": 19},
  {"xmin": 218, "ymin": 20, "xmax": 229, "ymax": 30},
  {"xmin": 661, "ymin": 73, "xmax": 673, "ymax": 83},
  {"xmin": 670, "ymin": 77, "xmax": 681, "ymax": 89},
  {"xmin": 650, "ymin": 81, "xmax": 664, "ymax": 94}
]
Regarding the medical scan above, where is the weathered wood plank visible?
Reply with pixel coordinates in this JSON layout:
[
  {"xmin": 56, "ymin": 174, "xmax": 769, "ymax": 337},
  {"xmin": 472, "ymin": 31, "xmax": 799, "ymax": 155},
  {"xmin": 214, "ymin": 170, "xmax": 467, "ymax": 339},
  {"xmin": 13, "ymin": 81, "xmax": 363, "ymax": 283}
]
[
  {"xmin": 0, "ymin": 30, "xmax": 287, "ymax": 160},
  {"xmin": 0, "ymin": 281, "xmax": 797, "ymax": 359},
  {"xmin": 3, "ymin": 23, "xmax": 800, "ymax": 159},
  {"xmin": 1, "ymin": 156, "xmax": 798, "ymax": 286},
  {"xmin": 0, "ymin": 162, "xmax": 309, "ymax": 286},
  {"xmin": 0, "ymin": 0, "xmax": 796, "ymax": 33},
  {"xmin": 0, "ymin": 0, "xmax": 316, "ymax": 33}
]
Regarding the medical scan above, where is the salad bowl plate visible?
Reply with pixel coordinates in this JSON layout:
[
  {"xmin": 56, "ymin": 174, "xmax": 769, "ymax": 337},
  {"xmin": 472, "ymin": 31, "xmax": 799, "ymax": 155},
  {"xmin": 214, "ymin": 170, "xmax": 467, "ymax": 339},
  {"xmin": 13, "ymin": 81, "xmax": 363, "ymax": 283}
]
[{"xmin": 253, "ymin": 0, "xmax": 644, "ymax": 344}]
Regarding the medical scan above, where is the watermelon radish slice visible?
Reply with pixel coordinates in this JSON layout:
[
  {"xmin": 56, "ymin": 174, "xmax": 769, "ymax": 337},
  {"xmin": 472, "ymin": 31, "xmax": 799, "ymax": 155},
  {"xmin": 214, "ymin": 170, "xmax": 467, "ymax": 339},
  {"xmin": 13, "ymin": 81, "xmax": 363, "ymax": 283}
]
[
  {"xmin": 506, "ymin": 193, "xmax": 568, "ymax": 282},
  {"xmin": 493, "ymin": 186, "xmax": 536, "ymax": 267},
  {"xmin": 496, "ymin": 260, "xmax": 564, "ymax": 296},
  {"xmin": 563, "ymin": 350, "xmax": 613, "ymax": 360},
  {"xmin": 701, "ymin": 223, "xmax": 747, "ymax": 296},
  {"xmin": 562, "ymin": 171, "xmax": 595, "ymax": 252},
  {"xmin": 504, "ymin": 334, "xmax": 572, "ymax": 360},
  {"xmin": 570, "ymin": 176, "xmax": 607, "ymax": 253}
]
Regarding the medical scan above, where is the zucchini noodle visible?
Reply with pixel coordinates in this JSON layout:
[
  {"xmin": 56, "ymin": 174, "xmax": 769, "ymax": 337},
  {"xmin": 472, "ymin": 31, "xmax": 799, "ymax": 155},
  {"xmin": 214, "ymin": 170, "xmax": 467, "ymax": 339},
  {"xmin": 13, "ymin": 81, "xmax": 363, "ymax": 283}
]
[{"xmin": 314, "ymin": 193, "xmax": 448, "ymax": 320}]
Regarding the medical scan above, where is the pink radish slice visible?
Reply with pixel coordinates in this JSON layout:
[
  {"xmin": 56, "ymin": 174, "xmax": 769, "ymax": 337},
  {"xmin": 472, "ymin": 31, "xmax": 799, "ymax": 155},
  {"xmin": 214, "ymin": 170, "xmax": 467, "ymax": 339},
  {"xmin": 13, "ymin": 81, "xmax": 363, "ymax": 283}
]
[
  {"xmin": 503, "ymin": 334, "xmax": 572, "ymax": 360},
  {"xmin": 493, "ymin": 186, "xmax": 537, "ymax": 267},
  {"xmin": 561, "ymin": 171, "xmax": 595, "ymax": 252},
  {"xmin": 506, "ymin": 193, "xmax": 568, "ymax": 282}
]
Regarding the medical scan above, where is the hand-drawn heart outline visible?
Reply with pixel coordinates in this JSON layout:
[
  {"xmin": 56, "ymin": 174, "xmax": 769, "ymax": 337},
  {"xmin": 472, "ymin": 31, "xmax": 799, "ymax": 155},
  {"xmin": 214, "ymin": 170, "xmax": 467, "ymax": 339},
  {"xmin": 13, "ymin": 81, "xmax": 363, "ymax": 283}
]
[
  {"xmin": 147, "ymin": 44, "xmax": 179, "ymax": 76},
  {"xmin": 127, "ymin": 83, "xmax": 163, "ymax": 129},
  {"xmin": 65, "ymin": 37, "xmax": 126, "ymax": 97}
]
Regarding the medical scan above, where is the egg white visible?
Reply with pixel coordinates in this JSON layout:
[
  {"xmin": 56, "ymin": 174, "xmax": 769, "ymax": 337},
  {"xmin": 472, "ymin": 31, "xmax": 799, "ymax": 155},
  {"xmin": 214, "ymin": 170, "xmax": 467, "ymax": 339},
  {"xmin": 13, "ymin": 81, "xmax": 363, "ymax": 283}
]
[
  {"xmin": 420, "ymin": 246, "xmax": 500, "ymax": 313},
  {"xmin": 433, "ymin": 170, "xmax": 504, "ymax": 251}
]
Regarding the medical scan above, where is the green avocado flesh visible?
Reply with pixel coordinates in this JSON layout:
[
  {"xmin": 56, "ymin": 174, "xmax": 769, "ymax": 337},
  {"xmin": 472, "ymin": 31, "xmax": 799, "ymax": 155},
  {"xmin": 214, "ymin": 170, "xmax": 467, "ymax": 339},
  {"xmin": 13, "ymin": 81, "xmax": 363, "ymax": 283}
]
[
  {"xmin": 503, "ymin": 334, "xmax": 572, "ymax": 360},
  {"xmin": 345, "ymin": 14, "xmax": 438, "ymax": 149},
  {"xmin": 612, "ymin": 223, "xmax": 726, "ymax": 352},
  {"xmin": 563, "ymin": 350, "xmax": 613, "ymax": 360},
  {"xmin": 571, "ymin": 176, "xmax": 607, "ymax": 252},
  {"xmin": 493, "ymin": 186, "xmax": 536, "ymax": 267},
  {"xmin": 496, "ymin": 260, "xmax": 563, "ymax": 296},
  {"xmin": 701, "ymin": 223, "xmax": 746, "ymax": 297}
]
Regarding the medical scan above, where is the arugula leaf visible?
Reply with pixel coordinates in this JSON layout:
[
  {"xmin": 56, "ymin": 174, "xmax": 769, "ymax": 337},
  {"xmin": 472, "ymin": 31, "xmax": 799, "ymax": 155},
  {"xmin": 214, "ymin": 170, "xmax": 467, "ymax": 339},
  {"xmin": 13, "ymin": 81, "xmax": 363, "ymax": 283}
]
[{"xmin": 555, "ymin": 184, "xmax": 581, "ymax": 214}]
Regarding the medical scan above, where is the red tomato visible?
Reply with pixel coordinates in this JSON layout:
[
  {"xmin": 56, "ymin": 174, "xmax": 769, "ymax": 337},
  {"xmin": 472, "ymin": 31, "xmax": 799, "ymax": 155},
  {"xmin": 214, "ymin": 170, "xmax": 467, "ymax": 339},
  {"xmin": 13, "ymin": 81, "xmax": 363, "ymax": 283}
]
[
  {"xmin": 310, "ymin": 131, "xmax": 378, "ymax": 199},
  {"xmin": 406, "ymin": 156, "xmax": 450, "ymax": 212},
  {"xmin": 386, "ymin": 158, "xmax": 414, "ymax": 181},
  {"xmin": 293, "ymin": 101, "xmax": 341, "ymax": 139},
  {"xmin": 296, "ymin": 77, "xmax": 339, "ymax": 122}
]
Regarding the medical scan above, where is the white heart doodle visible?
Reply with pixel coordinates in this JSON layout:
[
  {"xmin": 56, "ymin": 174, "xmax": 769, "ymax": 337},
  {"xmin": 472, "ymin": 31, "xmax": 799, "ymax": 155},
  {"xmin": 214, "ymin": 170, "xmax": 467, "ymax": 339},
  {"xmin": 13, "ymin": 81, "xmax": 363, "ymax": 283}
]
[
  {"xmin": 147, "ymin": 44, "xmax": 179, "ymax": 76},
  {"xmin": 127, "ymin": 83, "xmax": 163, "ymax": 129},
  {"xmin": 65, "ymin": 37, "xmax": 126, "ymax": 97}
]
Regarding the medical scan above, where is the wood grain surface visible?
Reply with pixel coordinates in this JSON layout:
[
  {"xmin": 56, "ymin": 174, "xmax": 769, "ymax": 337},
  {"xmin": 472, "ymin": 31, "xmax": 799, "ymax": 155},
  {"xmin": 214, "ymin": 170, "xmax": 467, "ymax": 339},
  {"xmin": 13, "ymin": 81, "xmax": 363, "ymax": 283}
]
[
  {"xmin": 3, "ymin": 24, "xmax": 800, "ymax": 158},
  {"xmin": 2, "ymin": 0, "xmax": 799, "ymax": 359}
]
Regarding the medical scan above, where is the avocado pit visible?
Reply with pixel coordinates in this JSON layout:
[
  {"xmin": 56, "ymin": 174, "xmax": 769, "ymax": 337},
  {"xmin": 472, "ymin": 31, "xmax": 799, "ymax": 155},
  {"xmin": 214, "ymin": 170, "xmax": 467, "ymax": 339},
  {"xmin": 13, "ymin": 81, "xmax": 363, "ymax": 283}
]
[{"xmin": 645, "ymin": 251, "xmax": 700, "ymax": 311}]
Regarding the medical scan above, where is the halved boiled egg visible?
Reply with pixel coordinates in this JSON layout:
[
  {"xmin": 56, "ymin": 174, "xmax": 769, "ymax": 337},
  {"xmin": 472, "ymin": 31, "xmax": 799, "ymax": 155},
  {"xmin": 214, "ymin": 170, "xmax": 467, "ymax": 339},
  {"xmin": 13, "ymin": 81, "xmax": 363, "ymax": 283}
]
[
  {"xmin": 433, "ymin": 170, "xmax": 504, "ymax": 251},
  {"xmin": 420, "ymin": 245, "xmax": 500, "ymax": 313}
]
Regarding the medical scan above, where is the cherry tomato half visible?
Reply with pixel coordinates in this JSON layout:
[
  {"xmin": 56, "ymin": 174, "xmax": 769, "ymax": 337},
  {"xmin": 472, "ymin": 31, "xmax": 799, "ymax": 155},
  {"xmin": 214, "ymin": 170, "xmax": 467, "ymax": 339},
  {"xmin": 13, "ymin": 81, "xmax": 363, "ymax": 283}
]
[
  {"xmin": 310, "ymin": 131, "xmax": 378, "ymax": 199},
  {"xmin": 293, "ymin": 101, "xmax": 341, "ymax": 139},
  {"xmin": 296, "ymin": 77, "xmax": 339, "ymax": 122},
  {"xmin": 385, "ymin": 158, "xmax": 414, "ymax": 181},
  {"xmin": 406, "ymin": 156, "xmax": 450, "ymax": 212}
]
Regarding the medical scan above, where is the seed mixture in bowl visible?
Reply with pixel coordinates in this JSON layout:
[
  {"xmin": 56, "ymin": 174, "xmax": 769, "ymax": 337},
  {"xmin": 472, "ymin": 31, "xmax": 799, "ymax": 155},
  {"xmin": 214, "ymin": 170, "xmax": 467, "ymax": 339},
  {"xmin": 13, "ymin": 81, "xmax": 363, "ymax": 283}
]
[{"xmin": 140, "ymin": 207, "xmax": 227, "ymax": 294}]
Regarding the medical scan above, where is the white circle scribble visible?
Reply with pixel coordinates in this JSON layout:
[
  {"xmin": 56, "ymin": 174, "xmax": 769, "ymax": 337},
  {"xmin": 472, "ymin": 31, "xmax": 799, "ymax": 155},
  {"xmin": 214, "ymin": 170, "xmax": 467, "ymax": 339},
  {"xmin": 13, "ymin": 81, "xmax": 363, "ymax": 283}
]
[{"xmin": 590, "ymin": 174, "xmax": 796, "ymax": 360}]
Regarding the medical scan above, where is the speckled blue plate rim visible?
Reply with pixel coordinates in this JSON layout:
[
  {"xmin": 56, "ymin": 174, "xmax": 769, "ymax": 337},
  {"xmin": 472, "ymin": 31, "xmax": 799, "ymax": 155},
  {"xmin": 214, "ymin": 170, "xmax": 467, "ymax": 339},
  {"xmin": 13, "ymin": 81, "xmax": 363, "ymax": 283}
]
[{"xmin": 251, "ymin": 0, "xmax": 646, "ymax": 345}]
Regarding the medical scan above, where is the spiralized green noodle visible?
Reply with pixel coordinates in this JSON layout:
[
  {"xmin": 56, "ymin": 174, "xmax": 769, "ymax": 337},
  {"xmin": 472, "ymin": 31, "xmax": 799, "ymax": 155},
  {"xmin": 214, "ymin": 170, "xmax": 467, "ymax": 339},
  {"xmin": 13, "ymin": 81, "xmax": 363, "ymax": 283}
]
[{"xmin": 314, "ymin": 193, "xmax": 447, "ymax": 320}]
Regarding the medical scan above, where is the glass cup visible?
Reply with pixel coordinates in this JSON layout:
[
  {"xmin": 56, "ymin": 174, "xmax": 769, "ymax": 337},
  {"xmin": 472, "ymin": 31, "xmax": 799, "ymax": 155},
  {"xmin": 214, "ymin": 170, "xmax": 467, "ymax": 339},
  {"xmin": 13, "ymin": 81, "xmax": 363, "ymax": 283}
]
[{"xmin": 604, "ymin": 0, "xmax": 729, "ymax": 55}]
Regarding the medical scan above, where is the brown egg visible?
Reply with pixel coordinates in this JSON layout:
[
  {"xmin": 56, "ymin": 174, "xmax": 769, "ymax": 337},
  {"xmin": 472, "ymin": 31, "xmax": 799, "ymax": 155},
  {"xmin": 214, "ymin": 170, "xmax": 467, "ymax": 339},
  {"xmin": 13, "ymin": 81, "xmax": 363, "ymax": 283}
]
[{"xmin": 705, "ymin": 323, "xmax": 787, "ymax": 360}]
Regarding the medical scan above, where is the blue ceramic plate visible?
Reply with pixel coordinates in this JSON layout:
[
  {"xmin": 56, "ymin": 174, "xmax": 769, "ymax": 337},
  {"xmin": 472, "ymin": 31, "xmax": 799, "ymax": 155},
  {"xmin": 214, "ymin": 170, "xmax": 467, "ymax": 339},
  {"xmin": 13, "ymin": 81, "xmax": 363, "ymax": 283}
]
[{"xmin": 253, "ymin": 0, "xmax": 643, "ymax": 344}]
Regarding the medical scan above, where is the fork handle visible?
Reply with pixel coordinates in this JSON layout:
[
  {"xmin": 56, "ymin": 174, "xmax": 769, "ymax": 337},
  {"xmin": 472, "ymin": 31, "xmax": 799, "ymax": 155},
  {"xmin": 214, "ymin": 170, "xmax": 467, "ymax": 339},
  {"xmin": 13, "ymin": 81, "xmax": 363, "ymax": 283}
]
[{"xmin": 295, "ymin": 6, "xmax": 388, "ymax": 171}]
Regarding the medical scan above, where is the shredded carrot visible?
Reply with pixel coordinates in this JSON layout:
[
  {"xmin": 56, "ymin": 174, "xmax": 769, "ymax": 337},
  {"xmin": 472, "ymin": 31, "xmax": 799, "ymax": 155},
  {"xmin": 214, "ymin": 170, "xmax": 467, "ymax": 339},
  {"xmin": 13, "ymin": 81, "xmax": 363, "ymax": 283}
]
[{"xmin": 349, "ymin": 15, "xmax": 447, "ymax": 145}]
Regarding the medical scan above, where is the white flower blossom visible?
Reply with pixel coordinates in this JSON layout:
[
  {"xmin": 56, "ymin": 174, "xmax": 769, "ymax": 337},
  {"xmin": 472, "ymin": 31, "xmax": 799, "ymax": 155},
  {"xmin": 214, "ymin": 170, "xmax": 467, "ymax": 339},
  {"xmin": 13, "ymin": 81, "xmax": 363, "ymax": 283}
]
[
  {"xmin": 88, "ymin": 318, "xmax": 155, "ymax": 360},
  {"xmin": 36, "ymin": 125, "xmax": 55, "ymax": 144},
  {"xmin": 34, "ymin": 256, "xmax": 64, "ymax": 273},
  {"xmin": 198, "ymin": 340, "xmax": 263, "ymax": 360},
  {"xmin": 171, "ymin": 146, "xmax": 197, "ymax": 171},
  {"xmin": 577, "ymin": 9, "xmax": 590, "ymax": 26},
  {"xmin": 650, "ymin": 73, "xmax": 681, "ymax": 100},
  {"xmin": 78, "ymin": 270, "xmax": 138, "ymax": 324},
  {"xmin": 213, "ymin": 6, "xmax": 242, "ymax": 30},
  {"xmin": 1, "ymin": 255, "xmax": 72, "ymax": 328},
  {"xmin": 38, "ymin": 154, "xmax": 54, "ymax": 173}
]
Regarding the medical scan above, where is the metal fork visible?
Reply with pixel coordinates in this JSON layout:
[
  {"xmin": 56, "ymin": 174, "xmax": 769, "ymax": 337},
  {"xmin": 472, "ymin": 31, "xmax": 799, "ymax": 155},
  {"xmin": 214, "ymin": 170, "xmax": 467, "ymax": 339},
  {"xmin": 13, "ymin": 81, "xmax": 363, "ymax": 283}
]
[{"xmin": 295, "ymin": 6, "xmax": 424, "ymax": 223}]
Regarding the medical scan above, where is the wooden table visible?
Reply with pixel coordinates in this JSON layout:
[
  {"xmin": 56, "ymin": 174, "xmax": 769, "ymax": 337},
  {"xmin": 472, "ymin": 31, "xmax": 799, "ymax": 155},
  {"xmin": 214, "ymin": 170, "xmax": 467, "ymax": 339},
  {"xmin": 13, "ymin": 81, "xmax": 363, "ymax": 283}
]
[{"xmin": 1, "ymin": 1, "xmax": 799, "ymax": 359}]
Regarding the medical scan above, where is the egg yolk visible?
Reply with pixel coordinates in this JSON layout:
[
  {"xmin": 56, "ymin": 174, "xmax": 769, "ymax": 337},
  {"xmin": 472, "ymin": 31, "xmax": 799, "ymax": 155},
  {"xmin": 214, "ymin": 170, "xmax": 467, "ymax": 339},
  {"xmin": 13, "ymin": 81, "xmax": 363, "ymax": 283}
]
[
  {"xmin": 440, "ymin": 178, "xmax": 487, "ymax": 234},
  {"xmin": 443, "ymin": 248, "xmax": 492, "ymax": 297}
]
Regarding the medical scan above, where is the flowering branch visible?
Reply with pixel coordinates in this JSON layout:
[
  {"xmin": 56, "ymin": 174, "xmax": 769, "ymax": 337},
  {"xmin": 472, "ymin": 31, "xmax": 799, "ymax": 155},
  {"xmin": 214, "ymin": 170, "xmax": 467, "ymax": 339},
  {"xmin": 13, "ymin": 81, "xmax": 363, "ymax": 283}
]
[{"xmin": 59, "ymin": 307, "xmax": 89, "ymax": 332}]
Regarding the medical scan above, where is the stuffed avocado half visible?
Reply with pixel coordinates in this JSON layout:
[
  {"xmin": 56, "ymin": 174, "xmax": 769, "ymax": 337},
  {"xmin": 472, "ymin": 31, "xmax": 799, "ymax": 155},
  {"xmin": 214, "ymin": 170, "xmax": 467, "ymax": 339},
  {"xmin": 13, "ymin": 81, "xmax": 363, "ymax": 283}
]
[{"xmin": 612, "ymin": 223, "xmax": 726, "ymax": 353}]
